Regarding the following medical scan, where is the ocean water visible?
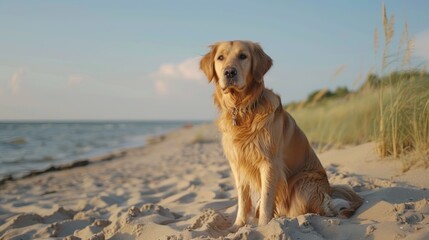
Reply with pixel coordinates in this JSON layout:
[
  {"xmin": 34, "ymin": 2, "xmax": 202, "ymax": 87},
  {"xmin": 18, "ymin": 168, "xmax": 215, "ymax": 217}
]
[{"xmin": 0, "ymin": 121, "xmax": 199, "ymax": 181}]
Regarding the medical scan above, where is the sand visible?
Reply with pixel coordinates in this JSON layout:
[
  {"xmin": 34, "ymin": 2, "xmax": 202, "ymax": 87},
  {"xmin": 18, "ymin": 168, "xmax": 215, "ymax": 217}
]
[{"xmin": 0, "ymin": 123, "xmax": 428, "ymax": 240}]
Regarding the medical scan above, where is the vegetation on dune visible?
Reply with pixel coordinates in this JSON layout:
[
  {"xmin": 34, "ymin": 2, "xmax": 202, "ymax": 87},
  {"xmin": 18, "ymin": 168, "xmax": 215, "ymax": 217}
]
[
  {"xmin": 375, "ymin": 3, "xmax": 429, "ymax": 170},
  {"xmin": 285, "ymin": 3, "xmax": 429, "ymax": 170},
  {"xmin": 287, "ymin": 72, "xmax": 428, "ymax": 153},
  {"xmin": 360, "ymin": 71, "xmax": 429, "ymax": 90},
  {"xmin": 377, "ymin": 74, "xmax": 429, "ymax": 170},
  {"xmin": 285, "ymin": 86, "xmax": 351, "ymax": 111}
]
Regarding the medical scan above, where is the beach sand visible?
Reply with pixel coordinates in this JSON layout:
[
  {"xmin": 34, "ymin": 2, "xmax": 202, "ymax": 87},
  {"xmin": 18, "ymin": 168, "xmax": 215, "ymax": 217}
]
[{"xmin": 1, "ymin": 123, "xmax": 428, "ymax": 240}]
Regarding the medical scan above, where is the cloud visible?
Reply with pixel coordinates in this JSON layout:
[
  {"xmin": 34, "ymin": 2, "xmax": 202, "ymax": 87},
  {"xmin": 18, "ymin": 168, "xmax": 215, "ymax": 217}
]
[
  {"xmin": 10, "ymin": 69, "xmax": 24, "ymax": 95},
  {"xmin": 68, "ymin": 75, "xmax": 85, "ymax": 85},
  {"xmin": 176, "ymin": 57, "xmax": 205, "ymax": 81},
  {"xmin": 149, "ymin": 57, "xmax": 205, "ymax": 95},
  {"xmin": 414, "ymin": 30, "xmax": 429, "ymax": 62},
  {"xmin": 154, "ymin": 79, "xmax": 168, "ymax": 95}
]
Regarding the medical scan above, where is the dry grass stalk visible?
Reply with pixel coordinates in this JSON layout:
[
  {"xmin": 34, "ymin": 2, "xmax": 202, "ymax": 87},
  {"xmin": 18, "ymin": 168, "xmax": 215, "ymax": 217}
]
[
  {"xmin": 399, "ymin": 22, "xmax": 408, "ymax": 50},
  {"xmin": 381, "ymin": 2, "xmax": 395, "ymax": 69},
  {"xmin": 382, "ymin": 3, "xmax": 388, "ymax": 39},
  {"xmin": 374, "ymin": 27, "xmax": 379, "ymax": 57},
  {"xmin": 382, "ymin": 2, "xmax": 395, "ymax": 45},
  {"xmin": 331, "ymin": 65, "xmax": 347, "ymax": 81},
  {"xmin": 353, "ymin": 70, "xmax": 363, "ymax": 88},
  {"xmin": 403, "ymin": 38, "xmax": 414, "ymax": 66},
  {"xmin": 387, "ymin": 15, "xmax": 395, "ymax": 45},
  {"xmin": 379, "ymin": 3, "xmax": 392, "ymax": 156},
  {"xmin": 311, "ymin": 88, "xmax": 329, "ymax": 104}
]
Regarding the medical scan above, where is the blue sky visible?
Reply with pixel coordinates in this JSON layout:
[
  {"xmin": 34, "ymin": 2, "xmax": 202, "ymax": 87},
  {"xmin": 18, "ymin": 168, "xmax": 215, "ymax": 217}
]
[{"xmin": 1, "ymin": 1, "xmax": 428, "ymax": 120}]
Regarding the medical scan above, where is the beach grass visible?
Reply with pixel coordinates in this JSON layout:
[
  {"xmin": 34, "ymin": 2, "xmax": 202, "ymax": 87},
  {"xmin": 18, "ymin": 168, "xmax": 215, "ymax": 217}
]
[
  {"xmin": 288, "ymin": 73, "xmax": 429, "ymax": 170},
  {"xmin": 375, "ymin": 3, "xmax": 429, "ymax": 169},
  {"xmin": 376, "ymin": 75, "xmax": 429, "ymax": 170},
  {"xmin": 288, "ymin": 89, "xmax": 379, "ymax": 151},
  {"xmin": 286, "ymin": 3, "xmax": 429, "ymax": 169}
]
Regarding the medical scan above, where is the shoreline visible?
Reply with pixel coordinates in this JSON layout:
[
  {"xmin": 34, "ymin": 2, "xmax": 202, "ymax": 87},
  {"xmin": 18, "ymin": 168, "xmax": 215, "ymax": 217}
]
[
  {"xmin": 0, "ymin": 123, "xmax": 191, "ymax": 186},
  {"xmin": 0, "ymin": 149, "xmax": 128, "ymax": 185}
]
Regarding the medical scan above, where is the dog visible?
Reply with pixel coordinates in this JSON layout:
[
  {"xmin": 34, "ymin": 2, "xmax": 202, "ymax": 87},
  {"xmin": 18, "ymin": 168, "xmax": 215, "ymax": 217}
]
[{"xmin": 200, "ymin": 40, "xmax": 363, "ymax": 231}]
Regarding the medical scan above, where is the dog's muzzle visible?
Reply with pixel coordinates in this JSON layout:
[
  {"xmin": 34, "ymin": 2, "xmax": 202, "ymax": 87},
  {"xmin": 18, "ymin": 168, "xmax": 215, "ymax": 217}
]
[{"xmin": 224, "ymin": 67, "xmax": 238, "ymax": 86}]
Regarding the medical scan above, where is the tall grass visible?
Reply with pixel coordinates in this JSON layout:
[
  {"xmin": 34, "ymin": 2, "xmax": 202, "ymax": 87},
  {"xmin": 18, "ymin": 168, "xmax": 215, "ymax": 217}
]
[
  {"xmin": 287, "ymin": 3, "xmax": 429, "ymax": 169},
  {"xmin": 375, "ymin": 3, "xmax": 429, "ymax": 169},
  {"xmin": 376, "ymin": 76, "xmax": 429, "ymax": 169},
  {"xmin": 289, "ymin": 91, "xmax": 380, "ymax": 152}
]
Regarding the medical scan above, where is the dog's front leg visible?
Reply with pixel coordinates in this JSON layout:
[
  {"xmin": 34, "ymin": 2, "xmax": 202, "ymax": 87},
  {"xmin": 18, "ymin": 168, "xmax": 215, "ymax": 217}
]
[
  {"xmin": 258, "ymin": 162, "xmax": 278, "ymax": 225},
  {"xmin": 229, "ymin": 163, "xmax": 251, "ymax": 232}
]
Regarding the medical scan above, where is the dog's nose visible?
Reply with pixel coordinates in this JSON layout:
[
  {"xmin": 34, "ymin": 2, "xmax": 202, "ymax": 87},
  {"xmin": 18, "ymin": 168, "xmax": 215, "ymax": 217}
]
[{"xmin": 224, "ymin": 67, "xmax": 237, "ymax": 79}]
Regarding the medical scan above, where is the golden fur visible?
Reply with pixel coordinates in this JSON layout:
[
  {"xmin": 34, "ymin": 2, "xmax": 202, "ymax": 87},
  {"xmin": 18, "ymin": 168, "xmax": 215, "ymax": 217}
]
[{"xmin": 200, "ymin": 40, "xmax": 363, "ymax": 231}]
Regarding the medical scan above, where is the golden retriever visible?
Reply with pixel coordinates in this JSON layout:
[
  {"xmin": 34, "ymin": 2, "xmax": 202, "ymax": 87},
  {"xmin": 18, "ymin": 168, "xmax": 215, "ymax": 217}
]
[{"xmin": 200, "ymin": 40, "xmax": 363, "ymax": 231}]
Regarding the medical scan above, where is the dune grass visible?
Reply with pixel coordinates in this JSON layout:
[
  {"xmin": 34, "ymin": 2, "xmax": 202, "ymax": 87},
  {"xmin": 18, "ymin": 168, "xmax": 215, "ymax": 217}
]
[
  {"xmin": 289, "ymin": 74, "xmax": 429, "ymax": 169},
  {"xmin": 288, "ymin": 71, "xmax": 429, "ymax": 170},
  {"xmin": 377, "ymin": 76, "xmax": 429, "ymax": 170},
  {"xmin": 289, "ymin": 90, "xmax": 379, "ymax": 152},
  {"xmin": 375, "ymin": 3, "xmax": 429, "ymax": 169},
  {"xmin": 287, "ymin": 3, "xmax": 429, "ymax": 170}
]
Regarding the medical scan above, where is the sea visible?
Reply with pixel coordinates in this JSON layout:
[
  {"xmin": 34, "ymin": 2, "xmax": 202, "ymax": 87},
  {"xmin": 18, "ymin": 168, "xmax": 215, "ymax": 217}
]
[{"xmin": 0, "ymin": 121, "xmax": 202, "ymax": 181}]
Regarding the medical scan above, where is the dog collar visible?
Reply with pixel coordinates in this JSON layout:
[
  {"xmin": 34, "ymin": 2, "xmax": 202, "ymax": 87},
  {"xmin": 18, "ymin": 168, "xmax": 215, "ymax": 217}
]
[
  {"xmin": 232, "ymin": 107, "xmax": 239, "ymax": 126},
  {"xmin": 231, "ymin": 91, "xmax": 264, "ymax": 126}
]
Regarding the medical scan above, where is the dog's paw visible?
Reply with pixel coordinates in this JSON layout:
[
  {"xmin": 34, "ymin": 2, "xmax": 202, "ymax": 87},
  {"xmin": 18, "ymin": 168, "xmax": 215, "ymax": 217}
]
[
  {"xmin": 258, "ymin": 217, "xmax": 271, "ymax": 226},
  {"xmin": 227, "ymin": 224, "xmax": 242, "ymax": 233}
]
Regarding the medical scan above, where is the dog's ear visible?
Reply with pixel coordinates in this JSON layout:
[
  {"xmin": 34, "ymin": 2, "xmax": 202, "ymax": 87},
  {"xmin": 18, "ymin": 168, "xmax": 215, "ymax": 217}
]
[
  {"xmin": 251, "ymin": 43, "xmax": 273, "ymax": 83},
  {"xmin": 200, "ymin": 44, "xmax": 218, "ymax": 83}
]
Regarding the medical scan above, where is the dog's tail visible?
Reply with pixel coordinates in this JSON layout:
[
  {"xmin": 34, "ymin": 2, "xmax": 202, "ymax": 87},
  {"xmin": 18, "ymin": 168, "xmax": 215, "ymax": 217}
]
[{"xmin": 328, "ymin": 185, "xmax": 363, "ymax": 218}]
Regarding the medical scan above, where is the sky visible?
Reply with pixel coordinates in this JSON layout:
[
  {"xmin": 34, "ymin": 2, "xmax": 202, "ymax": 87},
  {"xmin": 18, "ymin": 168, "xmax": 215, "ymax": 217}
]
[{"xmin": 1, "ymin": 1, "xmax": 429, "ymax": 121}]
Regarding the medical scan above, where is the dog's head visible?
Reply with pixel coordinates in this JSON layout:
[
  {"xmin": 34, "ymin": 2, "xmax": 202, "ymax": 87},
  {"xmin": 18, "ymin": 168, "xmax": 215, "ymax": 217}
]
[{"xmin": 200, "ymin": 41, "xmax": 272, "ymax": 97}]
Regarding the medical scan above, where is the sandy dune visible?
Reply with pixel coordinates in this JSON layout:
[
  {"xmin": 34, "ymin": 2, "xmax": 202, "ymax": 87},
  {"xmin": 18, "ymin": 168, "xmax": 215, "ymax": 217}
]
[{"xmin": 0, "ymin": 123, "xmax": 428, "ymax": 239}]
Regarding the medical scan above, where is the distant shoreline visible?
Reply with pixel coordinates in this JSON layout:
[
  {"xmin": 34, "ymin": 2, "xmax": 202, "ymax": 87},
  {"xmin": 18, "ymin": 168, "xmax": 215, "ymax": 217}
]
[
  {"xmin": 0, "ymin": 134, "xmax": 167, "ymax": 185},
  {"xmin": 0, "ymin": 121, "xmax": 207, "ymax": 185},
  {"xmin": 0, "ymin": 145, "xmax": 130, "ymax": 185}
]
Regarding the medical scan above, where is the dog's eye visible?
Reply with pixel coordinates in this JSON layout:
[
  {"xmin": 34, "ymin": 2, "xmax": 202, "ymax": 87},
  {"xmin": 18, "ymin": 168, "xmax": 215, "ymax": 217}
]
[
  {"xmin": 239, "ymin": 54, "xmax": 247, "ymax": 60},
  {"xmin": 217, "ymin": 55, "xmax": 224, "ymax": 61}
]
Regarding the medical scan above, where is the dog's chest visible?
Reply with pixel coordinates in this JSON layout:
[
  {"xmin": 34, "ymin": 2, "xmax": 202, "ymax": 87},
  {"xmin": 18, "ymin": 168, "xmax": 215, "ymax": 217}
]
[{"xmin": 221, "ymin": 128, "xmax": 272, "ymax": 166}]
